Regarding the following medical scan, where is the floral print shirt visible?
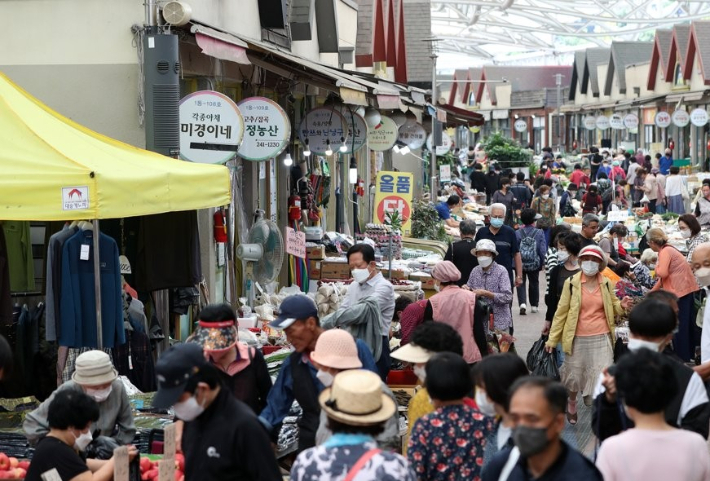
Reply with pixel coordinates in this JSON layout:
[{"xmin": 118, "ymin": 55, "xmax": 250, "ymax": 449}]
[
  {"xmin": 466, "ymin": 262, "xmax": 513, "ymax": 331},
  {"xmin": 408, "ymin": 404, "xmax": 494, "ymax": 481}
]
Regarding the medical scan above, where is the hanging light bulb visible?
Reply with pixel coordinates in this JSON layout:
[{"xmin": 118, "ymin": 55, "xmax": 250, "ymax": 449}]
[
  {"xmin": 283, "ymin": 151, "xmax": 293, "ymax": 167},
  {"xmin": 400, "ymin": 145, "xmax": 411, "ymax": 155},
  {"xmin": 349, "ymin": 157, "xmax": 358, "ymax": 184},
  {"xmin": 393, "ymin": 144, "xmax": 401, "ymax": 153},
  {"xmin": 325, "ymin": 140, "xmax": 333, "ymax": 156},
  {"xmin": 339, "ymin": 136, "xmax": 347, "ymax": 153},
  {"xmin": 303, "ymin": 139, "xmax": 311, "ymax": 157}
]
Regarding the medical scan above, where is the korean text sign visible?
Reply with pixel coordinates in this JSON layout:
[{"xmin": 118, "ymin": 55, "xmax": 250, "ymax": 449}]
[{"xmin": 373, "ymin": 171, "xmax": 414, "ymax": 235}]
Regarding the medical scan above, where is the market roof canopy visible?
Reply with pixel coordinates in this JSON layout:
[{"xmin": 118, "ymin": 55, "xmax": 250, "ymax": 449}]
[{"xmin": 0, "ymin": 72, "xmax": 231, "ymax": 221}]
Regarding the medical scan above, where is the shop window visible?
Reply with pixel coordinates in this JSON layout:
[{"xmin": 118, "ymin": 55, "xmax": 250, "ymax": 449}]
[{"xmin": 673, "ymin": 62, "xmax": 687, "ymax": 89}]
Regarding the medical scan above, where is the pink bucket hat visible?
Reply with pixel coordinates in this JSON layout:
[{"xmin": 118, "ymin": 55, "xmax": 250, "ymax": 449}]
[
  {"xmin": 310, "ymin": 329, "xmax": 363, "ymax": 370},
  {"xmin": 431, "ymin": 261, "xmax": 462, "ymax": 283}
]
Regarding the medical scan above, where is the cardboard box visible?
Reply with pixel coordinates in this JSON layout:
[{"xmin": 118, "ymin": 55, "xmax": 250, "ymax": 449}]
[
  {"xmin": 409, "ymin": 272, "xmax": 436, "ymax": 290},
  {"xmin": 309, "ymin": 260, "xmax": 322, "ymax": 280},
  {"xmin": 320, "ymin": 260, "xmax": 351, "ymax": 280},
  {"xmin": 306, "ymin": 245, "xmax": 326, "ymax": 260},
  {"xmin": 387, "ymin": 269, "xmax": 409, "ymax": 280}
]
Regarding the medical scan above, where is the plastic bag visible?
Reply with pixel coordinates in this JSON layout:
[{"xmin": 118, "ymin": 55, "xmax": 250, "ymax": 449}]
[
  {"xmin": 532, "ymin": 350, "xmax": 560, "ymax": 381},
  {"xmin": 85, "ymin": 436, "xmax": 120, "ymax": 460},
  {"xmin": 526, "ymin": 335, "xmax": 548, "ymax": 371}
]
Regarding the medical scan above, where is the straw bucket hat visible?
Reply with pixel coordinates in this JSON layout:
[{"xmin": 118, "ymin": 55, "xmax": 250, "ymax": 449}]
[{"xmin": 319, "ymin": 370, "xmax": 395, "ymax": 426}]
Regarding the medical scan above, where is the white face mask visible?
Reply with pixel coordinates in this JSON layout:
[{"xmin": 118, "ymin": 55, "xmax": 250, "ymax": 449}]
[
  {"xmin": 477, "ymin": 256, "xmax": 493, "ymax": 268},
  {"xmin": 542, "ymin": 194, "xmax": 550, "ymax": 199},
  {"xmin": 413, "ymin": 365, "xmax": 427, "ymax": 383},
  {"xmin": 351, "ymin": 268, "xmax": 371, "ymax": 284},
  {"xmin": 627, "ymin": 338, "xmax": 661, "ymax": 353},
  {"xmin": 475, "ymin": 389, "xmax": 497, "ymax": 417},
  {"xmin": 85, "ymin": 386, "xmax": 112, "ymax": 403},
  {"xmin": 680, "ymin": 229, "xmax": 692, "ymax": 239},
  {"xmin": 173, "ymin": 394, "xmax": 205, "ymax": 422},
  {"xmin": 695, "ymin": 267, "xmax": 710, "ymax": 287},
  {"xmin": 557, "ymin": 250, "xmax": 570, "ymax": 264},
  {"xmin": 581, "ymin": 260, "xmax": 600, "ymax": 276},
  {"xmin": 316, "ymin": 369, "xmax": 334, "ymax": 387},
  {"xmin": 73, "ymin": 429, "xmax": 93, "ymax": 452},
  {"xmin": 648, "ymin": 263, "xmax": 656, "ymax": 270}
]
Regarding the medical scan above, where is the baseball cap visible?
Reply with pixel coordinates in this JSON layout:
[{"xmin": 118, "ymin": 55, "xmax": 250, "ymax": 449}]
[
  {"xmin": 153, "ymin": 343, "xmax": 208, "ymax": 409},
  {"xmin": 271, "ymin": 295, "xmax": 318, "ymax": 330}
]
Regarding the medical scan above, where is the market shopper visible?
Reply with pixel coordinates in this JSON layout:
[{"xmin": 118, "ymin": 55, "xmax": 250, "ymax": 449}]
[
  {"xmin": 342, "ymin": 243, "xmax": 395, "ymax": 380},
  {"xmin": 491, "ymin": 177, "xmax": 516, "ymax": 227},
  {"xmin": 592, "ymin": 299, "xmax": 710, "ymax": 442},
  {"xmin": 531, "ymin": 186, "xmax": 556, "ymax": 245},
  {"xmin": 543, "ymin": 233, "xmax": 582, "ymax": 336},
  {"xmin": 429, "ymin": 261, "xmax": 482, "ymax": 364},
  {"xmin": 470, "ymin": 163, "xmax": 488, "ymax": 197},
  {"xmin": 579, "ymin": 213, "xmax": 599, "ymax": 248},
  {"xmin": 398, "ymin": 299, "xmax": 428, "ymax": 346},
  {"xmin": 659, "ymin": 148, "xmax": 673, "ymax": 175},
  {"xmin": 690, "ymin": 244, "xmax": 710, "ymax": 377},
  {"xmin": 665, "ymin": 166, "xmax": 689, "ymax": 214},
  {"xmin": 559, "ymin": 183, "xmax": 578, "ymax": 217},
  {"xmin": 24, "ymin": 350, "xmax": 135, "ymax": 445},
  {"xmin": 260, "ymin": 295, "xmax": 377, "ymax": 452},
  {"xmin": 407, "ymin": 352, "xmax": 495, "ymax": 481},
  {"xmin": 580, "ymin": 185, "xmax": 601, "ymax": 215},
  {"xmin": 466, "ymin": 239, "xmax": 514, "ymax": 335},
  {"xmin": 544, "ymin": 225, "xmax": 572, "ymax": 295},
  {"xmin": 25, "ymin": 390, "xmax": 138, "ymax": 481},
  {"xmin": 153, "ymin": 343, "xmax": 282, "ymax": 481},
  {"xmin": 596, "ymin": 172, "xmax": 613, "ymax": 214},
  {"xmin": 545, "ymin": 245, "xmax": 632, "ymax": 424},
  {"xmin": 510, "ymin": 172, "xmax": 534, "ymax": 220},
  {"xmin": 485, "ymin": 164, "xmax": 501, "ymax": 205},
  {"xmin": 598, "ymin": 224, "xmax": 629, "ymax": 268},
  {"xmin": 310, "ymin": 329, "xmax": 399, "ymax": 449},
  {"xmin": 647, "ymin": 227, "xmax": 699, "ymax": 361},
  {"xmin": 444, "ymin": 219, "xmax": 478, "ymax": 287},
  {"xmin": 515, "ymin": 209, "xmax": 546, "ymax": 316},
  {"xmin": 596, "ymin": 349, "xmax": 710, "ymax": 481},
  {"xmin": 590, "ymin": 147, "xmax": 602, "ymax": 181},
  {"xmin": 695, "ymin": 183, "xmax": 710, "ymax": 227},
  {"xmin": 290, "ymin": 370, "xmax": 415, "ymax": 481},
  {"xmin": 679, "ymin": 214, "xmax": 709, "ymax": 267},
  {"xmin": 482, "ymin": 377, "xmax": 603, "ymax": 481},
  {"xmin": 475, "ymin": 203, "xmax": 523, "ymax": 288},
  {"xmin": 435, "ymin": 195, "xmax": 462, "ymax": 228}
]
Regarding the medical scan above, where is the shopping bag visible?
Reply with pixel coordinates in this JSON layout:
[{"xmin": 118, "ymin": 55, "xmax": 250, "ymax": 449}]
[
  {"xmin": 526, "ymin": 335, "xmax": 548, "ymax": 372},
  {"xmin": 532, "ymin": 350, "xmax": 560, "ymax": 381}
]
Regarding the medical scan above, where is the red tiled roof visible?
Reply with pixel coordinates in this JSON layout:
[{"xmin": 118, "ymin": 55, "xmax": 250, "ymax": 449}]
[
  {"xmin": 647, "ymin": 29, "xmax": 673, "ymax": 91},
  {"xmin": 684, "ymin": 21, "xmax": 710, "ymax": 86}
]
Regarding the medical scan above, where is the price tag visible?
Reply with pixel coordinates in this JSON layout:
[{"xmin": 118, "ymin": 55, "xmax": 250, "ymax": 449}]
[
  {"xmin": 80, "ymin": 244, "xmax": 90, "ymax": 261},
  {"xmin": 163, "ymin": 423, "xmax": 177, "ymax": 459},
  {"xmin": 41, "ymin": 469, "xmax": 63, "ymax": 481},
  {"xmin": 113, "ymin": 446, "xmax": 129, "ymax": 481},
  {"xmin": 285, "ymin": 227, "xmax": 306, "ymax": 258}
]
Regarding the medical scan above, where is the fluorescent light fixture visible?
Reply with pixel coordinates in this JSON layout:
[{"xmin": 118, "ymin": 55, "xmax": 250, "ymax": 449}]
[{"xmin": 400, "ymin": 145, "xmax": 411, "ymax": 155}]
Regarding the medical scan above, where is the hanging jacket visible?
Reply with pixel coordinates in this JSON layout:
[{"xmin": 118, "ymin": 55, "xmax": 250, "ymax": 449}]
[{"xmin": 321, "ymin": 297, "xmax": 383, "ymax": 362}]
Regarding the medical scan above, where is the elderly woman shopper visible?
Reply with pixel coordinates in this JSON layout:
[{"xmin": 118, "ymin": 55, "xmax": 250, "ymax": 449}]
[
  {"xmin": 408, "ymin": 352, "xmax": 494, "ymax": 481},
  {"xmin": 665, "ymin": 166, "xmax": 689, "ymax": 215},
  {"xmin": 694, "ymin": 183, "xmax": 710, "ymax": 227},
  {"xmin": 545, "ymin": 245, "xmax": 632, "ymax": 424},
  {"xmin": 647, "ymin": 227, "xmax": 699, "ymax": 361},
  {"xmin": 24, "ymin": 350, "xmax": 135, "ymax": 445},
  {"xmin": 466, "ymin": 239, "xmax": 514, "ymax": 334},
  {"xmin": 679, "ymin": 214, "xmax": 709, "ymax": 267},
  {"xmin": 429, "ymin": 261, "xmax": 482, "ymax": 364},
  {"xmin": 290, "ymin": 370, "xmax": 415, "ymax": 480}
]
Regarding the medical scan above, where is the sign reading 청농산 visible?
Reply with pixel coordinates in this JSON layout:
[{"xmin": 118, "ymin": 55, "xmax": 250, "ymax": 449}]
[
  {"xmin": 237, "ymin": 97, "xmax": 291, "ymax": 161},
  {"xmin": 285, "ymin": 227, "xmax": 306, "ymax": 258},
  {"xmin": 373, "ymin": 171, "xmax": 414, "ymax": 236},
  {"xmin": 179, "ymin": 90, "xmax": 245, "ymax": 164},
  {"xmin": 298, "ymin": 107, "xmax": 348, "ymax": 155}
]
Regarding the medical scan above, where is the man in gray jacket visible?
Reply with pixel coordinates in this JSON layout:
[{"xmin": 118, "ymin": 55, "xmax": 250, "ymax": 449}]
[{"xmin": 24, "ymin": 350, "xmax": 135, "ymax": 445}]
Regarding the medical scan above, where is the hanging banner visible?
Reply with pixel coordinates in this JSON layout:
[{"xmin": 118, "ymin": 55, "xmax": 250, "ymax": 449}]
[
  {"xmin": 426, "ymin": 132, "xmax": 453, "ymax": 155},
  {"xmin": 609, "ymin": 113, "xmax": 624, "ymax": 130},
  {"xmin": 367, "ymin": 116, "xmax": 398, "ymax": 151},
  {"xmin": 623, "ymin": 113, "xmax": 639, "ymax": 130},
  {"xmin": 179, "ymin": 90, "xmax": 245, "ymax": 164},
  {"xmin": 583, "ymin": 116, "xmax": 597, "ymax": 130},
  {"xmin": 373, "ymin": 171, "xmax": 414, "ymax": 235},
  {"xmin": 690, "ymin": 108, "xmax": 709, "ymax": 127},
  {"xmin": 514, "ymin": 119, "xmax": 528, "ymax": 132},
  {"xmin": 338, "ymin": 109, "xmax": 368, "ymax": 153},
  {"xmin": 298, "ymin": 107, "xmax": 348, "ymax": 155},
  {"xmin": 398, "ymin": 121, "xmax": 427, "ymax": 149},
  {"xmin": 672, "ymin": 109, "xmax": 690, "ymax": 128},
  {"xmin": 655, "ymin": 111, "xmax": 671, "ymax": 128},
  {"xmin": 595, "ymin": 115, "xmax": 610, "ymax": 130},
  {"xmin": 236, "ymin": 97, "xmax": 291, "ymax": 161}
]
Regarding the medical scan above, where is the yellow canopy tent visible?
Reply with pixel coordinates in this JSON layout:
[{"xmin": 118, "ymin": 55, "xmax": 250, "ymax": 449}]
[{"xmin": 0, "ymin": 71, "xmax": 231, "ymax": 347}]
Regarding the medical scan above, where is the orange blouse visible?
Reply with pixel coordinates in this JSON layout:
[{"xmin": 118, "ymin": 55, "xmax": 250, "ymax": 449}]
[
  {"xmin": 576, "ymin": 275, "xmax": 610, "ymax": 336},
  {"xmin": 652, "ymin": 245, "xmax": 698, "ymax": 298}
]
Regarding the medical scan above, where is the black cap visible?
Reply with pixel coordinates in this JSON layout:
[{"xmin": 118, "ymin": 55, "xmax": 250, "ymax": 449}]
[{"xmin": 153, "ymin": 343, "xmax": 207, "ymax": 409}]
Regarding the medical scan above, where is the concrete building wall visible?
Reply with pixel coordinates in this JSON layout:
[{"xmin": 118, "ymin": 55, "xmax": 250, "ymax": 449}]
[{"xmin": 403, "ymin": 0, "xmax": 433, "ymax": 85}]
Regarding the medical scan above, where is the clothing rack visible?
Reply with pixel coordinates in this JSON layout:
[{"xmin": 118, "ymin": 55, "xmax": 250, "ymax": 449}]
[{"xmin": 10, "ymin": 292, "xmax": 42, "ymax": 298}]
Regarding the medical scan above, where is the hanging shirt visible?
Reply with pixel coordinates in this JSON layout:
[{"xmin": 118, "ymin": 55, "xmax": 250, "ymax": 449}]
[
  {"xmin": 45, "ymin": 225, "xmax": 79, "ymax": 341},
  {"xmin": 2, "ymin": 221, "xmax": 34, "ymax": 292}
]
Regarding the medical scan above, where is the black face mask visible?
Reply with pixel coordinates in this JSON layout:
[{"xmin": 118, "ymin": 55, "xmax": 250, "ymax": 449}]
[{"xmin": 512, "ymin": 420, "xmax": 554, "ymax": 457}]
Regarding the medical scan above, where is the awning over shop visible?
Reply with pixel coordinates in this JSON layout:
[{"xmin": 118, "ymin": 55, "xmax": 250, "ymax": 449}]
[
  {"xmin": 560, "ymin": 104, "xmax": 581, "ymax": 113},
  {"xmin": 665, "ymin": 90, "xmax": 708, "ymax": 104},
  {"xmin": 437, "ymin": 104, "xmax": 484, "ymax": 126},
  {"xmin": 0, "ymin": 72, "xmax": 230, "ymax": 221},
  {"xmin": 632, "ymin": 94, "xmax": 667, "ymax": 107},
  {"xmin": 191, "ymin": 25, "xmax": 251, "ymax": 65}
]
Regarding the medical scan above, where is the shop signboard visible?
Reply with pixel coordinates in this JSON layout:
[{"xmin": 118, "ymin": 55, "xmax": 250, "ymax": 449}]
[
  {"xmin": 609, "ymin": 113, "xmax": 624, "ymax": 130},
  {"xmin": 298, "ymin": 107, "xmax": 348, "ymax": 155},
  {"xmin": 236, "ymin": 97, "xmax": 291, "ymax": 161},
  {"xmin": 179, "ymin": 90, "xmax": 245, "ymax": 164},
  {"xmin": 398, "ymin": 121, "xmax": 427, "ymax": 149},
  {"xmin": 655, "ymin": 111, "xmax": 671, "ymax": 128},
  {"xmin": 623, "ymin": 113, "xmax": 639, "ymax": 130},
  {"xmin": 338, "ymin": 110, "xmax": 368, "ymax": 153},
  {"xmin": 426, "ymin": 131, "xmax": 453, "ymax": 155},
  {"xmin": 672, "ymin": 109, "xmax": 690, "ymax": 128},
  {"xmin": 690, "ymin": 108, "xmax": 709, "ymax": 127},
  {"xmin": 643, "ymin": 108, "xmax": 657, "ymax": 125},
  {"xmin": 373, "ymin": 171, "xmax": 414, "ymax": 235},
  {"xmin": 285, "ymin": 227, "xmax": 306, "ymax": 258},
  {"xmin": 367, "ymin": 116, "xmax": 398, "ymax": 151},
  {"xmin": 596, "ymin": 115, "xmax": 610, "ymax": 130},
  {"xmin": 440, "ymin": 165, "xmax": 451, "ymax": 182},
  {"xmin": 514, "ymin": 119, "xmax": 527, "ymax": 132},
  {"xmin": 583, "ymin": 116, "xmax": 597, "ymax": 130}
]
